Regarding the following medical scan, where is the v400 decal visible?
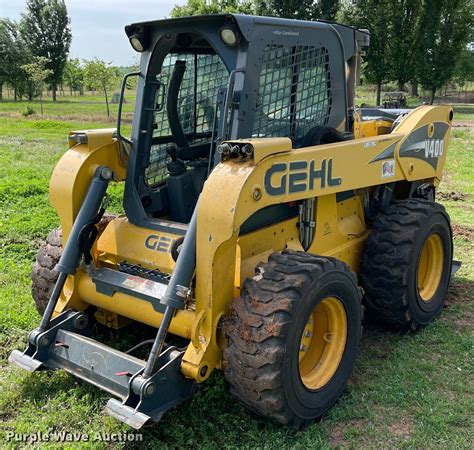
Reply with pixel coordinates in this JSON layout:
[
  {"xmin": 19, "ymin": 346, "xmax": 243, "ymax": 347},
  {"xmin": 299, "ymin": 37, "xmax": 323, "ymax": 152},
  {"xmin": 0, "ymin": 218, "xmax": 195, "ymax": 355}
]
[{"xmin": 264, "ymin": 158, "xmax": 342, "ymax": 196}]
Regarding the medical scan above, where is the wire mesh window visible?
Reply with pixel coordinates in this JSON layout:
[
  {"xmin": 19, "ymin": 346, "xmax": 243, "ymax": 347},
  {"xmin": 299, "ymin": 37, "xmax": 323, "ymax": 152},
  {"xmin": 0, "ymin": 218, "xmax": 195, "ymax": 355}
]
[
  {"xmin": 253, "ymin": 45, "xmax": 332, "ymax": 143},
  {"xmin": 145, "ymin": 53, "xmax": 228, "ymax": 186}
]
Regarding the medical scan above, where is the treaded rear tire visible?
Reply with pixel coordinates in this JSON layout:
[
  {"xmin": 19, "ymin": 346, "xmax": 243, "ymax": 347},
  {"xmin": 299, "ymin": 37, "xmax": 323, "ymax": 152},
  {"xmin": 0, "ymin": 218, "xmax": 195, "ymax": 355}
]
[
  {"xmin": 361, "ymin": 199, "xmax": 453, "ymax": 330},
  {"xmin": 224, "ymin": 250, "xmax": 362, "ymax": 428}
]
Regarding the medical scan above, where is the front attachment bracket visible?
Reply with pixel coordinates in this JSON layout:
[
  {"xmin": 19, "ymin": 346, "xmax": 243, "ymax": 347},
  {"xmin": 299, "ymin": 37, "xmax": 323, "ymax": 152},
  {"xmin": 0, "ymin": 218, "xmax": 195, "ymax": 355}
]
[
  {"xmin": 10, "ymin": 310, "xmax": 197, "ymax": 429},
  {"xmin": 9, "ymin": 310, "xmax": 91, "ymax": 372},
  {"xmin": 106, "ymin": 347, "xmax": 197, "ymax": 429}
]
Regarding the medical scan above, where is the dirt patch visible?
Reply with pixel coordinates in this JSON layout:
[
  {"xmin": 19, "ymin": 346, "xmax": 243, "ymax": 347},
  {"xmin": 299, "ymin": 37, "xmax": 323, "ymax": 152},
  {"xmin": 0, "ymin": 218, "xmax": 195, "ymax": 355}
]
[
  {"xmin": 347, "ymin": 373, "xmax": 361, "ymax": 386},
  {"xmin": 451, "ymin": 223, "xmax": 474, "ymax": 240},
  {"xmin": 0, "ymin": 111, "xmax": 133, "ymax": 124},
  {"xmin": 388, "ymin": 418, "xmax": 414, "ymax": 440},
  {"xmin": 453, "ymin": 120, "xmax": 474, "ymax": 128},
  {"xmin": 438, "ymin": 191, "xmax": 467, "ymax": 202},
  {"xmin": 444, "ymin": 280, "xmax": 474, "ymax": 333},
  {"xmin": 329, "ymin": 419, "xmax": 365, "ymax": 448},
  {"xmin": 445, "ymin": 281, "xmax": 474, "ymax": 307},
  {"xmin": 452, "ymin": 315, "xmax": 474, "ymax": 334}
]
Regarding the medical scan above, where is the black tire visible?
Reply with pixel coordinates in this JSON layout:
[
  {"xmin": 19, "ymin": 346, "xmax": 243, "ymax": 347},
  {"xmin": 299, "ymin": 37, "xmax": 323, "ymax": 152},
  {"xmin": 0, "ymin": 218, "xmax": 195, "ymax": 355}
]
[
  {"xmin": 31, "ymin": 228, "xmax": 63, "ymax": 315},
  {"xmin": 362, "ymin": 199, "xmax": 453, "ymax": 330},
  {"xmin": 224, "ymin": 250, "xmax": 362, "ymax": 428},
  {"xmin": 31, "ymin": 215, "xmax": 115, "ymax": 315}
]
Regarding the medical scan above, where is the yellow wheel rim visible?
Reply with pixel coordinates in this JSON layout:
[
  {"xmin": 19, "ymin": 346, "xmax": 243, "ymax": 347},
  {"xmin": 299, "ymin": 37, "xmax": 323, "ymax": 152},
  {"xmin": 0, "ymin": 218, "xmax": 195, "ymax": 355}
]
[
  {"xmin": 417, "ymin": 233, "xmax": 444, "ymax": 302},
  {"xmin": 299, "ymin": 297, "xmax": 347, "ymax": 390}
]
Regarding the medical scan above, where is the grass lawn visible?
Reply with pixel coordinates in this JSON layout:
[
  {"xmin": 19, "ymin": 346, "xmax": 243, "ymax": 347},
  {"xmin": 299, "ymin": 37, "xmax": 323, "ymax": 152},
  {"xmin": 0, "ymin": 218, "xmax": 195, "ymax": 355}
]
[{"xmin": 0, "ymin": 94, "xmax": 472, "ymax": 449}]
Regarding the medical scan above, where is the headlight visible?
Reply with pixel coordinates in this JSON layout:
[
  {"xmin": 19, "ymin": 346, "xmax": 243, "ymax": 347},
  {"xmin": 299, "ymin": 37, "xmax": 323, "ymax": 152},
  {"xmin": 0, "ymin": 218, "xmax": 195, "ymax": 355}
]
[
  {"xmin": 219, "ymin": 27, "xmax": 240, "ymax": 46},
  {"xmin": 129, "ymin": 29, "xmax": 148, "ymax": 52}
]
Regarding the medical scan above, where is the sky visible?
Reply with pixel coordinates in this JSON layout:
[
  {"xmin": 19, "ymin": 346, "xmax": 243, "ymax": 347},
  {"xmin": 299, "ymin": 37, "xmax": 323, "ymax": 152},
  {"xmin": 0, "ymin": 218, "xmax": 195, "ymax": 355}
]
[{"xmin": 0, "ymin": 0, "xmax": 186, "ymax": 66}]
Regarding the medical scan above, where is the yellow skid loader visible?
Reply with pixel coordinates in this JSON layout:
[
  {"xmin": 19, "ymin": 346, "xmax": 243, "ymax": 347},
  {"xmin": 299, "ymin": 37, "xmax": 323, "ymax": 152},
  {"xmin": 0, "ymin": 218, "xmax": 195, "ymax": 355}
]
[{"xmin": 11, "ymin": 15, "xmax": 456, "ymax": 429}]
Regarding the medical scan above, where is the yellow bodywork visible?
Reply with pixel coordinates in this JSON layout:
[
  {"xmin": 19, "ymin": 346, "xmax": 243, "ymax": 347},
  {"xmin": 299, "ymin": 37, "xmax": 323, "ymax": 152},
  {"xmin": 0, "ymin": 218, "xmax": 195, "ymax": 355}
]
[{"xmin": 49, "ymin": 105, "xmax": 453, "ymax": 381}]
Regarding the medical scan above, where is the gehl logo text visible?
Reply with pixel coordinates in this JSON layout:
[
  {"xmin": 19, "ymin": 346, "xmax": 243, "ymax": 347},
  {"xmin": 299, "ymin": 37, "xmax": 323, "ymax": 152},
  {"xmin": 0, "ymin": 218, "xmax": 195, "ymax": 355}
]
[
  {"xmin": 145, "ymin": 235, "xmax": 173, "ymax": 253},
  {"xmin": 264, "ymin": 158, "xmax": 342, "ymax": 196}
]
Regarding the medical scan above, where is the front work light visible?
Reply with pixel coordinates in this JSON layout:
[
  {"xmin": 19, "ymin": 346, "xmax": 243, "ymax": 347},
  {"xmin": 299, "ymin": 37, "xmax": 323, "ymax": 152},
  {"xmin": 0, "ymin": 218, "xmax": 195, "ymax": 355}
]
[
  {"xmin": 129, "ymin": 30, "xmax": 148, "ymax": 52},
  {"xmin": 219, "ymin": 27, "xmax": 240, "ymax": 46}
]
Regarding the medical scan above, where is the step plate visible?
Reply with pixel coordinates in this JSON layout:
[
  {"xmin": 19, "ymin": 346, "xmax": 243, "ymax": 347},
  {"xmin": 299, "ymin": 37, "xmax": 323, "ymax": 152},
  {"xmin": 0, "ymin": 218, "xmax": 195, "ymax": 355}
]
[
  {"xmin": 48, "ymin": 329, "xmax": 145, "ymax": 399},
  {"xmin": 90, "ymin": 267, "xmax": 167, "ymax": 313}
]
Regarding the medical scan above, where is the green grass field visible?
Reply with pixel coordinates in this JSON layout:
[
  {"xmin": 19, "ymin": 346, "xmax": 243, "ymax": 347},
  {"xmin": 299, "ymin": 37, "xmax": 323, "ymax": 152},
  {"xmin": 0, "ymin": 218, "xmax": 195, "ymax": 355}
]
[{"xmin": 0, "ymin": 93, "xmax": 472, "ymax": 449}]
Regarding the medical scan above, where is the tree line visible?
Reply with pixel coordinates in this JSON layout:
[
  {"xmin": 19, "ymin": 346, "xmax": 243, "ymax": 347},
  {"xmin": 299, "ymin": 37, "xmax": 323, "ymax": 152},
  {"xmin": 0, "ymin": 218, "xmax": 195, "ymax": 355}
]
[
  {"xmin": 1, "ymin": 0, "xmax": 473, "ymax": 111},
  {"xmin": 0, "ymin": 0, "xmax": 124, "ymax": 116},
  {"xmin": 172, "ymin": 0, "xmax": 474, "ymax": 105}
]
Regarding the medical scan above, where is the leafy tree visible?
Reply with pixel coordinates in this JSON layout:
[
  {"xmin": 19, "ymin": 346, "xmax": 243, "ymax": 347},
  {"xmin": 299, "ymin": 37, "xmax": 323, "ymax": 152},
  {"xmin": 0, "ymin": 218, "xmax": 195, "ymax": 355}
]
[
  {"xmin": 255, "ymin": 0, "xmax": 318, "ymax": 19},
  {"xmin": 387, "ymin": 0, "xmax": 423, "ymax": 91},
  {"xmin": 20, "ymin": 0, "xmax": 72, "ymax": 101},
  {"xmin": 255, "ymin": 0, "xmax": 340, "ymax": 20},
  {"xmin": 22, "ymin": 56, "xmax": 53, "ymax": 114},
  {"xmin": 83, "ymin": 59, "xmax": 118, "ymax": 117},
  {"xmin": 64, "ymin": 58, "xmax": 84, "ymax": 96},
  {"xmin": 343, "ymin": 0, "xmax": 392, "ymax": 105},
  {"xmin": 0, "ymin": 19, "xmax": 30, "ymax": 100},
  {"xmin": 416, "ymin": 0, "xmax": 472, "ymax": 104},
  {"xmin": 453, "ymin": 47, "xmax": 474, "ymax": 99},
  {"xmin": 318, "ymin": 0, "xmax": 340, "ymax": 20},
  {"xmin": 171, "ymin": 0, "xmax": 254, "ymax": 17}
]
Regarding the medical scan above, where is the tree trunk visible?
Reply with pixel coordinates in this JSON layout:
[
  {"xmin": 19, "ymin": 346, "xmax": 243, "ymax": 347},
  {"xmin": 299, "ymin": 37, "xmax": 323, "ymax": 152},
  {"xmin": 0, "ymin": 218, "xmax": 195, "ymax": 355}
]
[
  {"xmin": 14, "ymin": 87, "xmax": 17, "ymax": 101},
  {"xmin": 40, "ymin": 94, "xmax": 44, "ymax": 115},
  {"xmin": 429, "ymin": 87, "xmax": 436, "ymax": 105},
  {"xmin": 397, "ymin": 82, "xmax": 405, "ymax": 92},
  {"xmin": 0, "ymin": 82, "xmax": 2, "ymax": 100},
  {"xmin": 376, "ymin": 82, "xmax": 382, "ymax": 106},
  {"xmin": 52, "ymin": 80, "xmax": 57, "ymax": 101},
  {"xmin": 410, "ymin": 82, "xmax": 418, "ymax": 97},
  {"xmin": 104, "ymin": 87, "xmax": 110, "ymax": 117}
]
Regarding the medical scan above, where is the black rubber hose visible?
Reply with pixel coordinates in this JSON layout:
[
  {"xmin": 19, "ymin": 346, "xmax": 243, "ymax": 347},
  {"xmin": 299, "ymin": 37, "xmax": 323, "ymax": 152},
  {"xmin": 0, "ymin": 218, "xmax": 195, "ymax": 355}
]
[{"xmin": 166, "ymin": 60, "xmax": 189, "ymax": 149}]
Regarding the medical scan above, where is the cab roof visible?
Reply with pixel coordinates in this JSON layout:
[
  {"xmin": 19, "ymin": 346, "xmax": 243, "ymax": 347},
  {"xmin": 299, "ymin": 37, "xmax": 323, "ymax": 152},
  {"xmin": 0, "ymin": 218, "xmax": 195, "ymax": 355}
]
[{"xmin": 125, "ymin": 14, "xmax": 369, "ymax": 48}]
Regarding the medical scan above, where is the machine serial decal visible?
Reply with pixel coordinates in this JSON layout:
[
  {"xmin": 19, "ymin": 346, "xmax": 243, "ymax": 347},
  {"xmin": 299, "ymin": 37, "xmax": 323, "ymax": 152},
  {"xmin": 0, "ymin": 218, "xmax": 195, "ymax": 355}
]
[
  {"xmin": 145, "ymin": 235, "xmax": 173, "ymax": 253},
  {"xmin": 382, "ymin": 160, "xmax": 395, "ymax": 178},
  {"xmin": 264, "ymin": 158, "xmax": 342, "ymax": 196}
]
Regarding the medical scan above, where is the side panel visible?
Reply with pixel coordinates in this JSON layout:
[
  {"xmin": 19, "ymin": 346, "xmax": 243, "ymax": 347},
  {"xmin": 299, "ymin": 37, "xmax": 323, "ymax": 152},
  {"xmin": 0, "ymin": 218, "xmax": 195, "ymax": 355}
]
[{"xmin": 182, "ymin": 105, "xmax": 452, "ymax": 380}]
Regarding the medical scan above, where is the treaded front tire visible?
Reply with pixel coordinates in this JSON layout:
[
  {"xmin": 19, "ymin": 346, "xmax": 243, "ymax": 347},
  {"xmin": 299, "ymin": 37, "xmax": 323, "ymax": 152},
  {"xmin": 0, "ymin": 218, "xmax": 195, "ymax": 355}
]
[
  {"xmin": 362, "ymin": 199, "xmax": 453, "ymax": 330},
  {"xmin": 31, "ymin": 228, "xmax": 63, "ymax": 315},
  {"xmin": 31, "ymin": 215, "xmax": 115, "ymax": 315},
  {"xmin": 224, "ymin": 250, "xmax": 362, "ymax": 428}
]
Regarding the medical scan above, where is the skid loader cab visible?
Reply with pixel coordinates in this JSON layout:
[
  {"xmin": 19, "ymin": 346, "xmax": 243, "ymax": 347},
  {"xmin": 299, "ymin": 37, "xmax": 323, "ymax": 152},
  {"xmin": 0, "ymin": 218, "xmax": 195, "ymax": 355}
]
[
  {"xmin": 123, "ymin": 14, "xmax": 369, "ymax": 225},
  {"xmin": 11, "ymin": 14, "xmax": 456, "ymax": 431}
]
